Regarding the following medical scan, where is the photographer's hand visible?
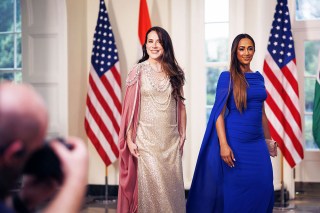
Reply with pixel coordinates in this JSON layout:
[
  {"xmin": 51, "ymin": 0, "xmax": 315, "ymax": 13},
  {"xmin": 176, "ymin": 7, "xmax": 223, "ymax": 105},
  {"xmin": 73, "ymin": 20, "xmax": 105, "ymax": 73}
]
[{"xmin": 43, "ymin": 137, "xmax": 88, "ymax": 213}]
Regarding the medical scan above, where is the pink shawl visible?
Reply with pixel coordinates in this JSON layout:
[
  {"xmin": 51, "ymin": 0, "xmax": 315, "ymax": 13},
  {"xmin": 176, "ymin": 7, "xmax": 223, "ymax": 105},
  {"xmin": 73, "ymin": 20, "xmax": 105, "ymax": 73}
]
[
  {"xmin": 117, "ymin": 63, "xmax": 185, "ymax": 213},
  {"xmin": 117, "ymin": 64, "xmax": 141, "ymax": 213}
]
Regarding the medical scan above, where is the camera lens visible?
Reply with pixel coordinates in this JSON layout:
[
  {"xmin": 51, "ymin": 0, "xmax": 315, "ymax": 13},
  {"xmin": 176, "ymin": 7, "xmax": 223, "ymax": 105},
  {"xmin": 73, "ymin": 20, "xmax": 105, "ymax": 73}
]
[{"xmin": 23, "ymin": 144, "xmax": 63, "ymax": 184}]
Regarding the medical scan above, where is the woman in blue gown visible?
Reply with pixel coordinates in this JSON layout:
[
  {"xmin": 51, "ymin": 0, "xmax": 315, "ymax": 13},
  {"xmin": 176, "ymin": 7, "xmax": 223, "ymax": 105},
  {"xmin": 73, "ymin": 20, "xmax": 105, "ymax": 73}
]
[{"xmin": 186, "ymin": 34, "xmax": 274, "ymax": 213}]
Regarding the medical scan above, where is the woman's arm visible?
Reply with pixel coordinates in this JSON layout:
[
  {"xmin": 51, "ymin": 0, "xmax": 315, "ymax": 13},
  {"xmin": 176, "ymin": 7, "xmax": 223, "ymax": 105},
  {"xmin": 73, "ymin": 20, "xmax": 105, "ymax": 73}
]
[
  {"xmin": 122, "ymin": 64, "xmax": 141, "ymax": 158},
  {"xmin": 126, "ymin": 127, "xmax": 139, "ymax": 158},
  {"xmin": 262, "ymin": 105, "xmax": 271, "ymax": 140},
  {"xmin": 216, "ymin": 105, "xmax": 235, "ymax": 167},
  {"xmin": 179, "ymin": 88, "xmax": 187, "ymax": 154}
]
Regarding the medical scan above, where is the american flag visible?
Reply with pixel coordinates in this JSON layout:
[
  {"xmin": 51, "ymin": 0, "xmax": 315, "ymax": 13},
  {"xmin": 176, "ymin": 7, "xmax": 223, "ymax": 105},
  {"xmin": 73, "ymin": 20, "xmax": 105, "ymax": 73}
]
[
  {"xmin": 85, "ymin": 0, "xmax": 121, "ymax": 166},
  {"xmin": 263, "ymin": 0, "xmax": 303, "ymax": 167}
]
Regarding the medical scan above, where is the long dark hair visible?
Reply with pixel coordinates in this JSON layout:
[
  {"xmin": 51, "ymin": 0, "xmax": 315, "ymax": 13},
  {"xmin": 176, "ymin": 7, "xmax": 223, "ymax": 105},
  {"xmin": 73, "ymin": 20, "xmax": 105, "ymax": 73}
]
[
  {"xmin": 229, "ymin": 33, "xmax": 255, "ymax": 112},
  {"xmin": 138, "ymin": 26, "xmax": 185, "ymax": 100}
]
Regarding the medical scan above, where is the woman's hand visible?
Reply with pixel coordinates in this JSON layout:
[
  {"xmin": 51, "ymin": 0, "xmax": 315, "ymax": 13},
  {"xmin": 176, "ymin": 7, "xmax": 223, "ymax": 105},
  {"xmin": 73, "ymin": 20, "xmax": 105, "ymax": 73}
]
[
  {"xmin": 127, "ymin": 139, "xmax": 139, "ymax": 158},
  {"xmin": 220, "ymin": 143, "xmax": 235, "ymax": 167},
  {"xmin": 216, "ymin": 105, "xmax": 235, "ymax": 167}
]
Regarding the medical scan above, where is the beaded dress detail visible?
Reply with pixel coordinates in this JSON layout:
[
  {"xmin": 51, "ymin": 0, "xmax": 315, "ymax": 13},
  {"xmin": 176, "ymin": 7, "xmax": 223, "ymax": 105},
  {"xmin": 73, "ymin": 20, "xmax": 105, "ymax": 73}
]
[{"xmin": 135, "ymin": 61, "xmax": 185, "ymax": 213}]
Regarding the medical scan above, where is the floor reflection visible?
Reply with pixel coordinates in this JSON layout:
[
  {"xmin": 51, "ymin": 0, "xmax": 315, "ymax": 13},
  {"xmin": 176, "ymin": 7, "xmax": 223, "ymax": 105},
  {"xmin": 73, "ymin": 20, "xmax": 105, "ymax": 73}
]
[{"xmin": 82, "ymin": 183, "xmax": 320, "ymax": 213}]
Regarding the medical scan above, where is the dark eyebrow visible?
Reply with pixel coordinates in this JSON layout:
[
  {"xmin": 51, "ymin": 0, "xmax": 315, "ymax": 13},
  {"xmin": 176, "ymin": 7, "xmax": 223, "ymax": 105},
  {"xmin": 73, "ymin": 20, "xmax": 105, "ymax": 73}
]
[{"xmin": 238, "ymin": 45, "xmax": 253, "ymax": 48}]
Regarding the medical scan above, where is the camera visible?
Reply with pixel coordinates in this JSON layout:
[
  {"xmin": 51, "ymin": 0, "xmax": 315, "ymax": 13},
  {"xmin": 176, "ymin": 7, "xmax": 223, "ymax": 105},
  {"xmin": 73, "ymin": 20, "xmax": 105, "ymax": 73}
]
[
  {"xmin": 12, "ymin": 138, "xmax": 72, "ymax": 213},
  {"xmin": 23, "ymin": 137, "xmax": 72, "ymax": 184}
]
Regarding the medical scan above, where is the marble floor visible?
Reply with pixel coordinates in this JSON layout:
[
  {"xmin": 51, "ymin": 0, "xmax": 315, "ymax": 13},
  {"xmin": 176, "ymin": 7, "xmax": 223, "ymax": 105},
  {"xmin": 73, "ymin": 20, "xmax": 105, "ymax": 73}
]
[
  {"xmin": 81, "ymin": 197, "xmax": 117, "ymax": 213},
  {"xmin": 81, "ymin": 197, "xmax": 320, "ymax": 213},
  {"xmin": 81, "ymin": 183, "xmax": 320, "ymax": 213}
]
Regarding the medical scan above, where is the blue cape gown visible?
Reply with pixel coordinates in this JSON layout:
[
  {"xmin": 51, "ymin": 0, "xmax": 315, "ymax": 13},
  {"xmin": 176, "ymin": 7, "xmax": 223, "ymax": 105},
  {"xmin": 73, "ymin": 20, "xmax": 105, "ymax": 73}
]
[{"xmin": 186, "ymin": 71, "xmax": 231, "ymax": 213}]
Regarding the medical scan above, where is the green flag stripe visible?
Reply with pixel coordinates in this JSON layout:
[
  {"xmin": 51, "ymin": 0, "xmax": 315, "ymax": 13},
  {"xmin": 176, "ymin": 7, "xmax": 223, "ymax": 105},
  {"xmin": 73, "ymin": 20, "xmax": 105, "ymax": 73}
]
[{"xmin": 313, "ymin": 80, "xmax": 320, "ymax": 148}]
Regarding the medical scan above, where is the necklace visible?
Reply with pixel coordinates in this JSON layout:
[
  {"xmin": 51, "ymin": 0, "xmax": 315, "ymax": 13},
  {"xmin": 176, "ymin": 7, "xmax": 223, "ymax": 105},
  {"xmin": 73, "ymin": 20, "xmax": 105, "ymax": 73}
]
[
  {"xmin": 142, "ymin": 62, "xmax": 173, "ymax": 111},
  {"xmin": 148, "ymin": 60, "xmax": 163, "ymax": 73},
  {"xmin": 147, "ymin": 61, "xmax": 168, "ymax": 82},
  {"xmin": 144, "ymin": 63, "xmax": 170, "ymax": 92},
  {"xmin": 154, "ymin": 66, "xmax": 163, "ymax": 73}
]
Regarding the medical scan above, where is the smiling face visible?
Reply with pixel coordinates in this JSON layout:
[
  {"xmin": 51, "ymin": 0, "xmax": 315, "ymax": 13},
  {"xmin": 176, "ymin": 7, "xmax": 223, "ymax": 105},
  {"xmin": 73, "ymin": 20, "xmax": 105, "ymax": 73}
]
[
  {"xmin": 146, "ymin": 31, "xmax": 164, "ymax": 62},
  {"xmin": 236, "ymin": 38, "xmax": 255, "ymax": 66}
]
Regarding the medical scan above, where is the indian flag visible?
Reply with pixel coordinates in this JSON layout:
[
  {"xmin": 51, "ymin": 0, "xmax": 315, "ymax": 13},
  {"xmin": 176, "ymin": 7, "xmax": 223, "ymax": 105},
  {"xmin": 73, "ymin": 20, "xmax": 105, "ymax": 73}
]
[
  {"xmin": 313, "ymin": 50, "xmax": 320, "ymax": 148},
  {"xmin": 137, "ymin": 0, "xmax": 151, "ymax": 58}
]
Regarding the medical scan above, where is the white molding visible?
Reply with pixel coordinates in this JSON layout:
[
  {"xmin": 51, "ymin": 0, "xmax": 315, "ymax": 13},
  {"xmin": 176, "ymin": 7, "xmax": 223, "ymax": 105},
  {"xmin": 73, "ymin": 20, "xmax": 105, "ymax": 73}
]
[{"xmin": 21, "ymin": 0, "xmax": 68, "ymax": 137}]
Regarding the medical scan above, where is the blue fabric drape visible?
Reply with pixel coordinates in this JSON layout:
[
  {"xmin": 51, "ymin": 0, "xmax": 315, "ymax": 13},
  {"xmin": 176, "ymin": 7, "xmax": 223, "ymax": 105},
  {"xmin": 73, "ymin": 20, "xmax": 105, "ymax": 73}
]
[{"xmin": 186, "ymin": 71, "xmax": 230, "ymax": 213}]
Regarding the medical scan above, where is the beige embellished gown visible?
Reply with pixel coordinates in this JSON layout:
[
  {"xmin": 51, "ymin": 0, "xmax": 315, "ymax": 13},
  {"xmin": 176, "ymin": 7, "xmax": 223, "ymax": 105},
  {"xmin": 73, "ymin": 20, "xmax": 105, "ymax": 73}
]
[{"xmin": 135, "ymin": 62, "xmax": 186, "ymax": 213}]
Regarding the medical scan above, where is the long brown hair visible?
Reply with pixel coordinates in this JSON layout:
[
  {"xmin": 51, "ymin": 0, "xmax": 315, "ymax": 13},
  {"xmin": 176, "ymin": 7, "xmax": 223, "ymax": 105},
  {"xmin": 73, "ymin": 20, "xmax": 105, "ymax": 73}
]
[
  {"xmin": 229, "ymin": 34, "xmax": 255, "ymax": 112},
  {"xmin": 138, "ymin": 26, "xmax": 185, "ymax": 100}
]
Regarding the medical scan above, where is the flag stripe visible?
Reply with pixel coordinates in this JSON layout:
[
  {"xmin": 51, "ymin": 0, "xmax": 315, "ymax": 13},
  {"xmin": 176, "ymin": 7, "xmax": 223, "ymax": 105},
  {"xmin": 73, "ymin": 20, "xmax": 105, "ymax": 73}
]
[
  {"xmin": 313, "ymin": 82, "xmax": 320, "ymax": 147},
  {"xmin": 264, "ymin": 57, "xmax": 301, "ymax": 126},
  {"xmin": 282, "ymin": 60, "xmax": 299, "ymax": 96},
  {"xmin": 85, "ymin": 118, "xmax": 112, "ymax": 165},
  {"xmin": 89, "ymin": 73, "xmax": 120, "ymax": 133},
  {"xmin": 111, "ymin": 65, "xmax": 121, "ymax": 86},
  {"xmin": 265, "ymin": 92, "xmax": 304, "ymax": 156},
  {"xmin": 85, "ymin": 112, "xmax": 117, "ymax": 162},
  {"xmin": 312, "ymin": 50, "xmax": 320, "ymax": 148},
  {"xmin": 264, "ymin": 60, "xmax": 302, "ymax": 129},
  {"xmin": 265, "ymin": 53, "xmax": 299, "ymax": 99},
  {"xmin": 265, "ymin": 88, "xmax": 302, "ymax": 149},
  {"xmin": 90, "ymin": 68, "xmax": 121, "ymax": 120},
  {"xmin": 100, "ymin": 74, "xmax": 122, "ymax": 113},
  {"xmin": 87, "ymin": 76, "xmax": 120, "ymax": 143},
  {"xmin": 109, "ymin": 66, "xmax": 122, "ymax": 100},
  {"xmin": 138, "ymin": 0, "xmax": 151, "ymax": 45},
  {"xmin": 86, "ymin": 97, "xmax": 119, "ymax": 157},
  {"xmin": 267, "ymin": 118, "xmax": 296, "ymax": 167},
  {"xmin": 265, "ymin": 103, "xmax": 303, "ymax": 162},
  {"xmin": 105, "ymin": 68, "xmax": 122, "ymax": 109}
]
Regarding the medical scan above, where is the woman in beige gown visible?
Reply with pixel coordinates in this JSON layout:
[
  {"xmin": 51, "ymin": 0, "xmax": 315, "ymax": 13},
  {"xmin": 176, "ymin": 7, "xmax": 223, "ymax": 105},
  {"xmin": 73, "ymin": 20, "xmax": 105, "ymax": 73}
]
[{"xmin": 117, "ymin": 26, "xmax": 187, "ymax": 213}]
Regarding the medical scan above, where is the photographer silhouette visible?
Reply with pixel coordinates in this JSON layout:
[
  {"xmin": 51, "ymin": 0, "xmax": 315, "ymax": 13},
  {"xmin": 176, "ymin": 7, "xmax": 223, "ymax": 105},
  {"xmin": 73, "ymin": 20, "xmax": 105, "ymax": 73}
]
[{"xmin": 0, "ymin": 82, "xmax": 88, "ymax": 213}]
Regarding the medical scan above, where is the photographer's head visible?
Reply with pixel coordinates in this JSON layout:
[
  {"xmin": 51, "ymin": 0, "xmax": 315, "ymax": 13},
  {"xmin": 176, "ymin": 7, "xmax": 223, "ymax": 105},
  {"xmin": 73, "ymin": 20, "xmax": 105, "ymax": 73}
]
[{"xmin": 0, "ymin": 82, "xmax": 48, "ymax": 199}]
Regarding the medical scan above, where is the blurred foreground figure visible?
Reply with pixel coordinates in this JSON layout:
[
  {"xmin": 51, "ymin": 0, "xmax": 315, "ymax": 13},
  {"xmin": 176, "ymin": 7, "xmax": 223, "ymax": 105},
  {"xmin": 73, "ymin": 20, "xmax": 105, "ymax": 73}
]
[{"xmin": 0, "ymin": 82, "xmax": 88, "ymax": 213}]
